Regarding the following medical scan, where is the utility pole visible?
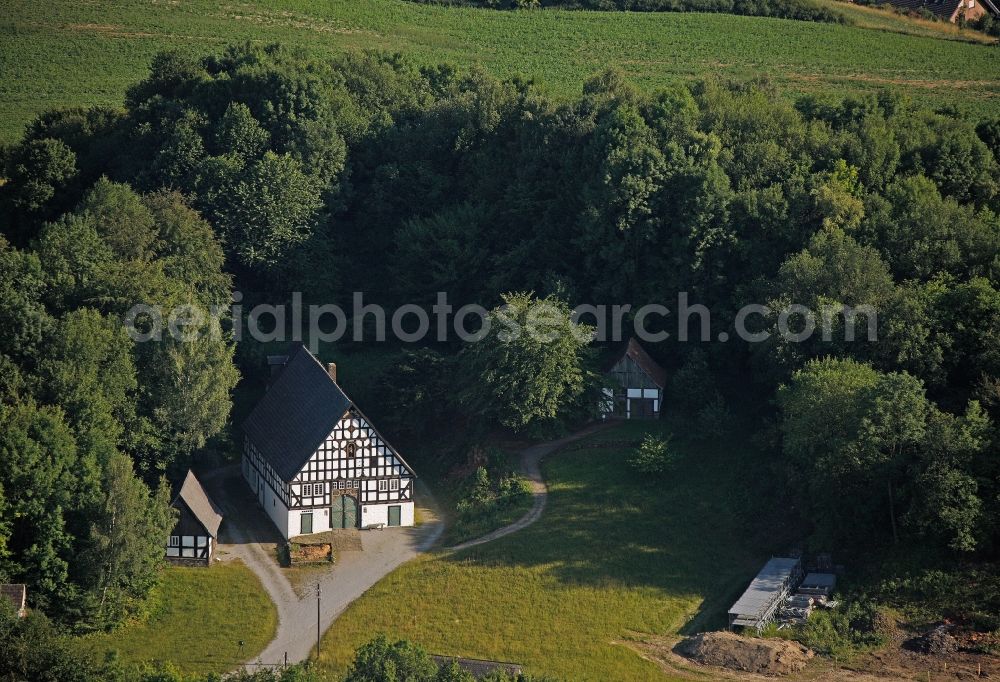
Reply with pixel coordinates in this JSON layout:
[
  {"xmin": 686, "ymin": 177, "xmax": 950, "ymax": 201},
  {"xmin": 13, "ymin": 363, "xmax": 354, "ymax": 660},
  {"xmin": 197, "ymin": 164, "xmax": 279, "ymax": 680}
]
[{"xmin": 316, "ymin": 582, "xmax": 322, "ymax": 659}]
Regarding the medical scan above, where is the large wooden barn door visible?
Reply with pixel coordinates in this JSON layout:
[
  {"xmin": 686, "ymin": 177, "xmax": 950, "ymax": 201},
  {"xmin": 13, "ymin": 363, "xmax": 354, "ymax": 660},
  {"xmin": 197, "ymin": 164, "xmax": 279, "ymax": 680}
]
[
  {"xmin": 331, "ymin": 495, "xmax": 359, "ymax": 529},
  {"xmin": 631, "ymin": 398, "xmax": 655, "ymax": 418},
  {"xmin": 344, "ymin": 496, "xmax": 358, "ymax": 528},
  {"xmin": 331, "ymin": 496, "xmax": 346, "ymax": 529}
]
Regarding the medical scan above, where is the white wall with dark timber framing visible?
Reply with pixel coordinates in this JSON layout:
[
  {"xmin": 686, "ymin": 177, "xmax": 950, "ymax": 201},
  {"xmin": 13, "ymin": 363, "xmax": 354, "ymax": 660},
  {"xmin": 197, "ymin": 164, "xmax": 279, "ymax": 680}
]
[
  {"xmin": 243, "ymin": 406, "xmax": 416, "ymax": 539},
  {"xmin": 362, "ymin": 502, "xmax": 414, "ymax": 527},
  {"xmin": 165, "ymin": 534, "xmax": 213, "ymax": 560},
  {"xmin": 625, "ymin": 387, "xmax": 660, "ymax": 418},
  {"xmin": 242, "ymin": 440, "xmax": 291, "ymax": 537},
  {"xmin": 603, "ymin": 353, "xmax": 663, "ymax": 419}
]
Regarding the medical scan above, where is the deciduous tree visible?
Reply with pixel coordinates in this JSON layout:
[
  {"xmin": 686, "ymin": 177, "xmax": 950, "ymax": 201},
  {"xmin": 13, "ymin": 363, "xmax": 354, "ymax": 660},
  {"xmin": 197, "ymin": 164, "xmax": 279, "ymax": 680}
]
[{"xmin": 458, "ymin": 293, "xmax": 595, "ymax": 431}]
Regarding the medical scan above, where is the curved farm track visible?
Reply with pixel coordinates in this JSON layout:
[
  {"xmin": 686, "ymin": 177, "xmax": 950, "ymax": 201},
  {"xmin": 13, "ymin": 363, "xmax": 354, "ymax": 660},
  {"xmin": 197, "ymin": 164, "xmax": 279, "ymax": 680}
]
[
  {"xmin": 210, "ymin": 421, "xmax": 614, "ymax": 670},
  {"xmin": 445, "ymin": 421, "xmax": 617, "ymax": 553}
]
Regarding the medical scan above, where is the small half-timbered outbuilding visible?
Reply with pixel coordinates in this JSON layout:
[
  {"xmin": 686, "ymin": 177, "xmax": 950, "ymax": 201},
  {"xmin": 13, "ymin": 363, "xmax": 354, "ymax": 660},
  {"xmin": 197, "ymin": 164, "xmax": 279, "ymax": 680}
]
[
  {"xmin": 601, "ymin": 338, "xmax": 668, "ymax": 419},
  {"xmin": 165, "ymin": 471, "xmax": 223, "ymax": 566},
  {"xmin": 242, "ymin": 345, "xmax": 417, "ymax": 539}
]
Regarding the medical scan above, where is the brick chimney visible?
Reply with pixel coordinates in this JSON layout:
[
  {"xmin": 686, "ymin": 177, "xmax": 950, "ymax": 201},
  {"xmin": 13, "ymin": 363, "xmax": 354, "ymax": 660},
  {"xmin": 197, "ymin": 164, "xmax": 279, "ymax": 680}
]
[{"xmin": 327, "ymin": 362, "xmax": 337, "ymax": 383}]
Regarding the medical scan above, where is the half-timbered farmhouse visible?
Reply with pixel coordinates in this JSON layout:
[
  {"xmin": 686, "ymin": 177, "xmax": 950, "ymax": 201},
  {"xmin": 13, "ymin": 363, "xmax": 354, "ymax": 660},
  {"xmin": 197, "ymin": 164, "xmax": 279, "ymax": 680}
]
[
  {"xmin": 601, "ymin": 338, "xmax": 668, "ymax": 419},
  {"xmin": 242, "ymin": 345, "xmax": 416, "ymax": 539},
  {"xmin": 166, "ymin": 471, "xmax": 223, "ymax": 565}
]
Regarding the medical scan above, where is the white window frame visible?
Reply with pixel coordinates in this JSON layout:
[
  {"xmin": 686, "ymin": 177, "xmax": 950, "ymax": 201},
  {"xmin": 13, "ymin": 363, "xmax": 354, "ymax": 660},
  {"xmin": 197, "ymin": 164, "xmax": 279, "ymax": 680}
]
[
  {"xmin": 378, "ymin": 479, "xmax": 388, "ymax": 492},
  {"xmin": 168, "ymin": 535, "xmax": 180, "ymax": 547},
  {"xmin": 389, "ymin": 478, "xmax": 399, "ymax": 491},
  {"xmin": 302, "ymin": 483, "xmax": 312, "ymax": 497}
]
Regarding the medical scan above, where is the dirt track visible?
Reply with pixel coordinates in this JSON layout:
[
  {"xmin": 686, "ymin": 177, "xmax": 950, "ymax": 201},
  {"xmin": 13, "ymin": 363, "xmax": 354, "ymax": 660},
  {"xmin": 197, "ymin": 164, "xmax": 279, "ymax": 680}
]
[
  {"xmin": 204, "ymin": 466, "xmax": 443, "ymax": 668},
  {"xmin": 445, "ymin": 421, "xmax": 616, "ymax": 552}
]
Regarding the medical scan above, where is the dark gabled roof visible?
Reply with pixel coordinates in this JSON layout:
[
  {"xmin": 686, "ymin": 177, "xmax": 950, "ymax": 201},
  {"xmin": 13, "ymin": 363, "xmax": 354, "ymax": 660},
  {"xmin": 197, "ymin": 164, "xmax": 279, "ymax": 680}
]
[
  {"xmin": 430, "ymin": 656, "xmax": 522, "ymax": 679},
  {"xmin": 242, "ymin": 345, "xmax": 352, "ymax": 482},
  {"xmin": 604, "ymin": 338, "xmax": 669, "ymax": 389},
  {"xmin": 173, "ymin": 471, "xmax": 223, "ymax": 537},
  {"xmin": 0, "ymin": 584, "xmax": 26, "ymax": 613}
]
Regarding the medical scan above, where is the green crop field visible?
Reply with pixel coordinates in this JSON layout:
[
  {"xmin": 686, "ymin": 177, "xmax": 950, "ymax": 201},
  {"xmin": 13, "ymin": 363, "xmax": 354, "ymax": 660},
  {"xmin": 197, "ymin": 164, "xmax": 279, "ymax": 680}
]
[
  {"xmin": 76, "ymin": 561, "xmax": 277, "ymax": 675},
  {"xmin": 315, "ymin": 420, "xmax": 786, "ymax": 681},
  {"xmin": 1, "ymin": 0, "xmax": 999, "ymax": 144}
]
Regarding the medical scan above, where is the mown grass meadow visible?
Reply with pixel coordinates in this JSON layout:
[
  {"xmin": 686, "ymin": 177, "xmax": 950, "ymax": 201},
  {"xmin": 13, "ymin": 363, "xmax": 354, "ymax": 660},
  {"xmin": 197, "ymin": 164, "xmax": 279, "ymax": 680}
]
[
  {"xmin": 435, "ymin": 448, "xmax": 535, "ymax": 548},
  {"xmin": 314, "ymin": 419, "xmax": 788, "ymax": 680},
  {"xmin": 76, "ymin": 561, "xmax": 278, "ymax": 675}
]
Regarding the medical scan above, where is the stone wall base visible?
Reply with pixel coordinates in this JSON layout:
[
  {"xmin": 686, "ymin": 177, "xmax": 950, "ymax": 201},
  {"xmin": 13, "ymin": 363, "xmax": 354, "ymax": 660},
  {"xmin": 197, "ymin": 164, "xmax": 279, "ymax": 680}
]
[{"xmin": 165, "ymin": 556, "xmax": 210, "ymax": 568}]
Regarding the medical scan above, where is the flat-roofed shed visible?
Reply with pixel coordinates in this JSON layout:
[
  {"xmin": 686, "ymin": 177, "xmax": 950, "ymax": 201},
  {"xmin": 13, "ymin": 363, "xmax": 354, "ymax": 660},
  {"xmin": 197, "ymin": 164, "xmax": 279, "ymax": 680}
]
[{"xmin": 728, "ymin": 557, "xmax": 802, "ymax": 630}]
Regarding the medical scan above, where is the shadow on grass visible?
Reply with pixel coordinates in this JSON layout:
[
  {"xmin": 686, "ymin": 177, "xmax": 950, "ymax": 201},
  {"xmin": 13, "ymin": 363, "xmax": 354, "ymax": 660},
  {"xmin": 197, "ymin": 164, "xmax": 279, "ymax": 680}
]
[{"xmin": 439, "ymin": 418, "xmax": 798, "ymax": 633}]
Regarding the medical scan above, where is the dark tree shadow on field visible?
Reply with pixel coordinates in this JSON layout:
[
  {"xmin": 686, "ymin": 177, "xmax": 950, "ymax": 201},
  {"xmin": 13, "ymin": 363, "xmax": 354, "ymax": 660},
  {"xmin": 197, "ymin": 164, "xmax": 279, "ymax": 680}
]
[{"xmin": 439, "ymin": 420, "xmax": 798, "ymax": 633}]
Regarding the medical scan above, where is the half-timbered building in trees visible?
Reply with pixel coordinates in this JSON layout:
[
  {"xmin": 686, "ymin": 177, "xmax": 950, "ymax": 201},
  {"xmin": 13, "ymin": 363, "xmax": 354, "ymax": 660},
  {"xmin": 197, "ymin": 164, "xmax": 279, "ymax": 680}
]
[
  {"xmin": 601, "ymin": 338, "xmax": 668, "ymax": 419},
  {"xmin": 242, "ymin": 345, "xmax": 417, "ymax": 539},
  {"xmin": 166, "ymin": 470, "xmax": 223, "ymax": 565},
  {"xmin": 0, "ymin": 584, "xmax": 27, "ymax": 618}
]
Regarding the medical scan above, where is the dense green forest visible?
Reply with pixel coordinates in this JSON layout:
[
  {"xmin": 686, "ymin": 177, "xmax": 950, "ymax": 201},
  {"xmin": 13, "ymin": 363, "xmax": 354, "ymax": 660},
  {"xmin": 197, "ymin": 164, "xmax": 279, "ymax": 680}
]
[
  {"xmin": 1, "ymin": 42, "xmax": 999, "ymax": 644},
  {"xmin": 0, "ymin": 175, "xmax": 236, "ymax": 627}
]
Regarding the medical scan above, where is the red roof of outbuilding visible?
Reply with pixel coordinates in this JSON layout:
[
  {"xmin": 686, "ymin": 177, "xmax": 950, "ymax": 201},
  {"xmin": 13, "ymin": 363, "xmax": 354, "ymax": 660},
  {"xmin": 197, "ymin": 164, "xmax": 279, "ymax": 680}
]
[{"xmin": 605, "ymin": 338, "xmax": 669, "ymax": 389}]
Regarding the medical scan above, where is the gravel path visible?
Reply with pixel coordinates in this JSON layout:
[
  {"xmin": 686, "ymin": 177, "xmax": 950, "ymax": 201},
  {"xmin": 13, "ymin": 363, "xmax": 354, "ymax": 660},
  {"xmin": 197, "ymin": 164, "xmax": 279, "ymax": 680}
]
[
  {"xmin": 446, "ymin": 421, "xmax": 615, "ymax": 552},
  {"xmin": 250, "ymin": 522, "xmax": 442, "ymax": 667},
  {"xmin": 204, "ymin": 467, "xmax": 443, "ymax": 668},
  {"xmin": 207, "ymin": 421, "xmax": 611, "ymax": 669}
]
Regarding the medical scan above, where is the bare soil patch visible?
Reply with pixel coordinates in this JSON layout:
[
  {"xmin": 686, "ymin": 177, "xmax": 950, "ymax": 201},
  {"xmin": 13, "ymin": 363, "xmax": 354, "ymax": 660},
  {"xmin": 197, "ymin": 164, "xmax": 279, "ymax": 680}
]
[
  {"xmin": 290, "ymin": 530, "xmax": 363, "ymax": 553},
  {"xmin": 676, "ymin": 631, "xmax": 815, "ymax": 676},
  {"xmin": 626, "ymin": 633, "xmax": 893, "ymax": 681},
  {"xmin": 848, "ymin": 623, "xmax": 1000, "ymax": 681}
]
